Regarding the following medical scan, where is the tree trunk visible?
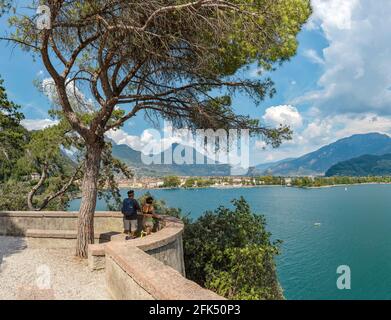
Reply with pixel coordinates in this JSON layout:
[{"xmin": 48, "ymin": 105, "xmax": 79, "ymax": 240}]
[
  {"xmin": 27, "ymin": 165, "xmax": 47, "ymax": 211},
  {"xmin": 76, "ymin": 142, "xmax": 103, "ymax": 258}
]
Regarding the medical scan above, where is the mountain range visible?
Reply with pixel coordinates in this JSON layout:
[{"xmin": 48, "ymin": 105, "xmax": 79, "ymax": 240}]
[
  {"xmin": 326, "ymin": 153, "xmax": 391, "ymax": 177},
  {"xmin": 111, "ymin": 143, "xmax": 231, "ymax": 177},
  {"xmin": 110, "ymin": 132, "xmax": 391, "ymax": 177},
  {"xmin": 256, "ymin": 133, "xmax": 391, "ymax": 176}
]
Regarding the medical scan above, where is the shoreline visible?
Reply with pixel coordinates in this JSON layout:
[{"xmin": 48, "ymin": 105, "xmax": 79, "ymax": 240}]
[
  {"xmin": 300, "ymin": 182, "xmax": 391, "ymax": 189},
  {"xmin": 71, "ymin": 182, "xmax": 391, "ymax": 200},
  {"xmin": 117, "ymin": 184, "xmax": 288, "ymax": 190},
  {"xmin": 118, "ymin": 182, "xmax": 391, "ymax": 191}
]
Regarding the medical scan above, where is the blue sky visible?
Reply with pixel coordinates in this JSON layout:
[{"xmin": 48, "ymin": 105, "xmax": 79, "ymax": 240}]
[{"xmin": 1, "ymin": 0, "xmax": 391, "ymax": 166}]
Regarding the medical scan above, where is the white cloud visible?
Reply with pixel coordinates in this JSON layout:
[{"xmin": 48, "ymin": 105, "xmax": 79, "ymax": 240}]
[
  {"xmin": 106, "ymin": 125, "xmax": 183, "ymax": 155},
  {"xmin": 263, "ymin": 105, "xmax": 303, "ymax": 129},
  {"xmin": 303, "ymin": 49, "xmax": 325, "ymax": 65},
  {"xmin": 298, "ymin": 113, "xmax": 391, "ymax": 152},
  {"xmin": 309, "ymin": 0, "xmax": 359, "ymax": 31},
  {"xmin": 41, "ymin": 78, "xmax": 95, "ymax": 113},
  {"xmin": 107, "ymin": 123, "xmax": 250, "ymax": 168},
  {"xmin": 106, "ymin": 129, "xmax": 144, "ymax": 151},
  {"xmin": 320, "ymin": 114, "xmax": 391, "ymax": 139},
  {"xmin": 255, "ymin": 112, "xmax": 391, "ymax": 164},
  {"xmin": 21, "ymin": 119, "xmax": 58, "ymax": 131},
  {"xmin": 298, "ymin": 0, "xmax": 391, "ymax": 116},
  {"xmin": 255, "ymin": 0, "xmax": 391, "ymax": 165}
]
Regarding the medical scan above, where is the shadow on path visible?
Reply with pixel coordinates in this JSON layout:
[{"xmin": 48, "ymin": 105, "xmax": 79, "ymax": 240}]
[{"xmin": 0, "ymin": 221, "xmax": 27, "ymax": 270}]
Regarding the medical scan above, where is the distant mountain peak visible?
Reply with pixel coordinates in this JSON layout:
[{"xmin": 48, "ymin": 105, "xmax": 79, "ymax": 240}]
[
  {"xmin": 111, "ymin": 141, "xmax": 231, "ymax": 177},
  {"xmin": 261, "ymin": 132, "xmax": 391, "ymax": 176}
]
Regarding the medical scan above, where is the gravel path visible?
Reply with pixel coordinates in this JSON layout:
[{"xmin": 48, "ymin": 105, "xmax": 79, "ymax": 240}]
[{"xmin": 0, "ymin": 236, "xmax": 110, "ymax": 300}]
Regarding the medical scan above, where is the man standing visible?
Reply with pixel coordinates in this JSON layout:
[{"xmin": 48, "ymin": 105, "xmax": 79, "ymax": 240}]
[{"xmin": 121, "ymin": 190, "xmax": 141, "ymax": 238}]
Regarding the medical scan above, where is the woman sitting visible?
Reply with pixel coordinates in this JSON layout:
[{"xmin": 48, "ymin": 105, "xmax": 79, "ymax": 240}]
[{"xmin": 142, "ymin": 196, "xmax": 160, "ymax": 235}]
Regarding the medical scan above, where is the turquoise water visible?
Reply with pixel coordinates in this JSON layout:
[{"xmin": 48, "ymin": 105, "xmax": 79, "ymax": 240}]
[{"xmin": 69, "ymin": 185, "xmax": 391, "ymax": 300}]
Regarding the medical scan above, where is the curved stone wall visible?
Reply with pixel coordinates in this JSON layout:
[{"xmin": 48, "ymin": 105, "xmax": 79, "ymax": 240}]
[
  {"xmin": 103, "ymin": 217, "xmax": 223, "ymax": 300},
  {"xmin": 0, "ymin": 211, "xmax": 224, "ymax": 300}
]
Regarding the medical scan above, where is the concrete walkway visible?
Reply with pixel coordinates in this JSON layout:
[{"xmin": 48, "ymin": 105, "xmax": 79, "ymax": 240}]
[{"xmin": 0, "ymin": 236, "xmax": 109, "ymax": 300}]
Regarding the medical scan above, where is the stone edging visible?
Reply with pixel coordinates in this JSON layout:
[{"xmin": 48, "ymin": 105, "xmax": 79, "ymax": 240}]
[
  {"xmin": 0, "ymin": 211, "xmax": 123, "ymax": 218},
  {"xmin": 89, "ymin": 216, "xmax": 225, "ymax": 300},
  {"xmin": 106, "ymin": 242, "xmax": 223, "ymax": 300},
  {"xmin": 88, "ymin": 216, "xmax": 184, "ymax": 265}
]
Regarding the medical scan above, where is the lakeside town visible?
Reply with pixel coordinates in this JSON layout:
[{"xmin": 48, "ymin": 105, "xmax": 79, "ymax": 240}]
[
  {"xmin": 117, "ymin": 175, "xmax": 391, "ymax": 189},
  {"xmin": 117, "ymin": 176, "xmax": 288, "ymax": 189}
]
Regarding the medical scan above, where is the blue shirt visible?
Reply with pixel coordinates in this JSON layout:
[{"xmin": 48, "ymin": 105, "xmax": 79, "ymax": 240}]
[{"xmin": 121, "ymin": 198, "xmax": 140, "ymax": 219}]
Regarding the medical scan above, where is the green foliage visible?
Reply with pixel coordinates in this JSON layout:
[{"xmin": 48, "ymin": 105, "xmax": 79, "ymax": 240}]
[
  {"xmin": 183, "ymin": 197, "xmax": 283, "ymax": 300},
  {"xmin": 0, "ymin": 180, "xmax": 31, "ymax": 210},
  {"xmin": 14, "ymin": 120, "xmax": 76, "ymax": 176},
  {"xmin": 326, "ymin": 154, "xmax": 391, "ymax": 177},
  {"xmin": 0, "ymin": 0, "xmax": 11, "ymax": 16},
  {"xmin": 0, "ymin": 75, "xmax": 77, "ymax": 211},
  {"xmin": 181, "ymin": 176, "xmax": 285, "ymax": 188},
  {"xmin": 0, "ymin": 179, "xmax": 71, "ymax": 211},
  {"xmin": 291, "ymin": 176, "xmax": 391, "ymax": 188},
  {"xmin": 205, "ymin": 245, "xmax": 282, "ymax": 300},
  {"xmin": 2, "ymin": 0, "xmax": 311, "ymax": 147},
  {"xmin": 162, "ymin": 175, "xmax": 181, "ymax": 188},
  {"xmin": 0, "ymin": 97, "xmax": 131, "ymax": 210},
  {"xmin": 97, "ymin": 143, "xmax": 133, "ymax": 211},
  {"xmin": 125, "ymin": 194, "xmax": 282, "ymax": 300},
  {"xmin": 291, "ymin": 176, "xmax": 314, "ymax": 187},
  {"xmin": 1, "ymin": 1, "xmax": 311, "ymax": 257},
  {"xmin": 11, "ymin": 119, "xmax": 82, "ymax": 210},
  {"xmin": 183, "ymin": 177, "xmax": 196, "ymax": 188},
  {"xmin": 183, "ymin": 177, "xmax": 215, "ymax": 188},
  {"xmin": 138, "ymin": 192, "xmax": 186, "ymax": 220},
  {"xmin": 213, "ymin": 0, "xmax": 312, "ymax": 72},
  {"xmin": 0, "ymin": 76, "xmax": 28, "ymax": 181},
  {"xmin": 254, "ymin": 176, "xmax": 285, "ymax": 185}
]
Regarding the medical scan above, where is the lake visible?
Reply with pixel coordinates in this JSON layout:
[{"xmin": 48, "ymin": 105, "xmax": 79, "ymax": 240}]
[{"xmin": 69, "ymin": 184, "xmax": 391, "ymax": 300}]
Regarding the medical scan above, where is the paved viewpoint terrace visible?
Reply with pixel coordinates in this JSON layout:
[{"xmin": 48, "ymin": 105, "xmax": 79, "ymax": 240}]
[
  {"xmin": 0, "ymin": 236, "xmax": 108, "ymax": 300},
  {"xmin": 0, "ymin": 211, "xmax": 223, "ymax": 300}
]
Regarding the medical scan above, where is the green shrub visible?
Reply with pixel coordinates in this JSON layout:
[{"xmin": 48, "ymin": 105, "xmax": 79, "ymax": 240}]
[{"xmin": 183, "ymin": 197, "xmax": 283, "ymax": 300}]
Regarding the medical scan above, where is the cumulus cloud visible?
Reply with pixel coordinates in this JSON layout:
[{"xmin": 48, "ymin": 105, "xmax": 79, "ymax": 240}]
[
  {"xmin": 309, "ymin": 0, "xmax": 358, "ymax": 31},
  {"xmin": 310, "ymin": 113, "xmax": 391, "ymax": 141},
  {"xmin": 21, "ymin": 119, "xmax": 58, "ymax": 131},
  {"xmin": 256, "ymin": 112, "xmax": 391, "ymax": 164},
  {"xmin": 263, "ymin": 105, "xmax": 303, "ymax": 129},
  {"xmin": 107, "ymin": 123, "xmax": 250, "ymax": 168},
  {"xmin": 297, "ymin": 113, "xmax": 391, "ymax": 152},
  {"xmin": 254, "ymin": 1, "xmax": 391, "ymax": 165},
  {"xmin": 106, "ymin": 127, "xmax": 182, "ymax": 155},
  {"xmin": 299, "ymin": 0, "xmax": 391, "ymax": 116}
]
